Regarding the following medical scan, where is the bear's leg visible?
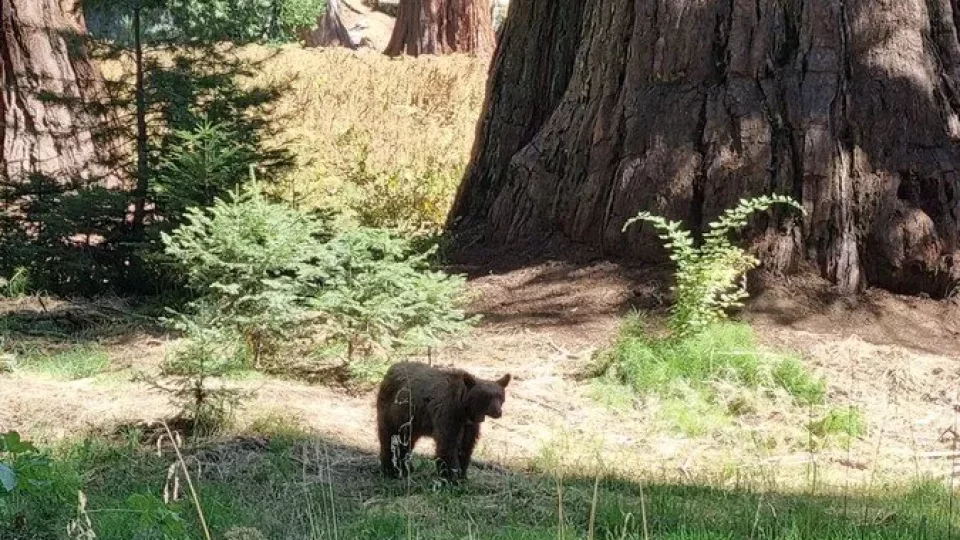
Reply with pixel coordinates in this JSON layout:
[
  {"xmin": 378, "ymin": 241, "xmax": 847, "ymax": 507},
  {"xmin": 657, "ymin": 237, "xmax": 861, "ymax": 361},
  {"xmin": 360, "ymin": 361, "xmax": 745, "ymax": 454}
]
[
  {"xmin": 457, "ymin": 423, "xmax": 481, "ymax": 480},
  {"xmin": 434, "ymin": 425, "xmax": 464, "ymax": 482}
]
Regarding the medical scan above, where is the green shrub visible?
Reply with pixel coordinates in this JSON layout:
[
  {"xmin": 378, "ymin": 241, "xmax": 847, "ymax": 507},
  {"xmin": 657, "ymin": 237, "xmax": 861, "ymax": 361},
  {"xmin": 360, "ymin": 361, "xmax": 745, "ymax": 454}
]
[
  {"xmin": 337, "ymin": 135, "xmax": 462, "ymax": 232},
  {"xmin": 306, "ymin": 228, "xmax": 477, "ymax": 359},
  {"xmin": 279, "ymin": 0, "xmax": 329, "ymax": 36},
  {"xmin": 623, "ymin": 195, "xmax": 804, "ymax": 337},
  {"xmin": 162, "ymin": 183, "xmax": 325, "ymax": 365},
  {"xmin": 1, "ymin": 431, "xmax": 81, "ymax": 538},
  {"xmin": 164, "ymin": 183, "xmax": 474, "ymax": 372},
  {"xmin": 87, "ymin": 0, "xmax": 328, "ymax": 44},
  {"xmin": 154, "ymin": 120, "xmax": 260, "ymax": 225}
]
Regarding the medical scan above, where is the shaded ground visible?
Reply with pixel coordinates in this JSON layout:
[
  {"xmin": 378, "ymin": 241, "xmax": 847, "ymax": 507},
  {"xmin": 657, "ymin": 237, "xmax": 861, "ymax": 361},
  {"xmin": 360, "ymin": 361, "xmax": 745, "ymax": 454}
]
[
  {"xmin": 2, "ymin": 256, "xmax": 960, "ymax": 493},
  {"xmin": 15, "ymin": 428, "xmax": 959, "ymax": 539}
]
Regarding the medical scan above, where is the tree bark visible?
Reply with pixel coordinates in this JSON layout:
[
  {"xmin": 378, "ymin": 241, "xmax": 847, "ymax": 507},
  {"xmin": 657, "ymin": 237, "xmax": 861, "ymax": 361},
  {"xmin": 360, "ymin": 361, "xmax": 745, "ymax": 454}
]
[
  {"xmin": 384, "ymin": 0, "xmax": 495, "ymax": 57},
  {"xmin": 450, "ymin": 0, "xmax": 960, "ymax": 297},
  {"xmin": 300, "ymin": 0, "xmax": 357, "ymax": 49},
  {"xmin": 0, "ymin": 0, "xmax": 120, "ymax": 186}
]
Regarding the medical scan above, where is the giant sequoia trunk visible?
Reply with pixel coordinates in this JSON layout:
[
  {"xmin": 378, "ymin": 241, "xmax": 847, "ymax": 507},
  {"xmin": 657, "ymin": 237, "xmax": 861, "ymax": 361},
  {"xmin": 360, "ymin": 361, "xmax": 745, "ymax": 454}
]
[
  {"xmin": 1, "ymin": 0, "xmax": 120, "ymax": 186},
  {"xmin": 450, "ymin": 0, "xmax": 960, "ymax": 296},
  {"xmin": 384, "ymin": 0, "xmax": 495, "ymax": 57}
]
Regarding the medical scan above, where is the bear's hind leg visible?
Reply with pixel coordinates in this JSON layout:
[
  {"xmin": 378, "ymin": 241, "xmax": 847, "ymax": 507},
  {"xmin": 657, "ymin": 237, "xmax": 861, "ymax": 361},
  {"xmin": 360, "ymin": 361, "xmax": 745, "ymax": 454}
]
[{"xmin": 380, "ymin": 421, "xmax": 414, "ymax": 478}]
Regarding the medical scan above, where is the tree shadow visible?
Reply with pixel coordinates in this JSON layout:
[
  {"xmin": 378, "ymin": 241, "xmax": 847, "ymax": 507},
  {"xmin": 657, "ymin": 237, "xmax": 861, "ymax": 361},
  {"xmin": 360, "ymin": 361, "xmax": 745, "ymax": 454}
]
[
  {"xmin": 746, "ymin": 270, "xmax": 960, "ymax": 358},
  {"xmin": 0, "ymin": 296, "xmax": 166, "ymax": 352},
  {"xmin": 0, "ymin": 18, "xmax": 294, "ymax": 297},
  {"xmin": 45, "ymin": 425, "xmax": 960, "ymax": 539}
]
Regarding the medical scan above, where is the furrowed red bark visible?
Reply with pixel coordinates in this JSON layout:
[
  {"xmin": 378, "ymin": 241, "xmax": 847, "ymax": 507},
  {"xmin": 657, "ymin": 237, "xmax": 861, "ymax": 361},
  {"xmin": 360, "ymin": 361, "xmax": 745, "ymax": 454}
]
[
  {"xmin": 1, "ymin": 0, "xmax": 120, "ymax": 187},
  {"xmin": 450, "ymin": 0, "xmax": 960, "ymax": 296},
  {"xmin": 384, "ymin": 0, "xmax": 495, "ymax": 57}
]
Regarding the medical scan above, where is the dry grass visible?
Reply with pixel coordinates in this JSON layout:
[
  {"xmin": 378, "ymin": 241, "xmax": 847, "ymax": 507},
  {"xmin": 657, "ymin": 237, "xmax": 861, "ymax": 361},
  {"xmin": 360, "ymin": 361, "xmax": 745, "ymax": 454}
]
[
  {"xmin": 98, "ymin": 44, "xmax": 489, "ymax": 229},
  {"xmin": 251, "ymin": 46, "xmax": 487, "ymax": 227}
]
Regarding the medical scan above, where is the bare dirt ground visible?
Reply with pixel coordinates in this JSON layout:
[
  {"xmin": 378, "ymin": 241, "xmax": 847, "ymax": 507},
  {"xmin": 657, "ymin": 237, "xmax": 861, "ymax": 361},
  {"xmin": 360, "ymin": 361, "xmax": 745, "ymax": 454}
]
[{"xmin": 2, "ymin": 258, "xmax": 960, "ymax": 491}]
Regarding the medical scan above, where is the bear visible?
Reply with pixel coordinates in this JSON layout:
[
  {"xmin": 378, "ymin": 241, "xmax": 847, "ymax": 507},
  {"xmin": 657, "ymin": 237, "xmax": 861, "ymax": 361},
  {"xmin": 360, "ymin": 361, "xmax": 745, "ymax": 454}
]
[{"xmin": 376, "ymin": 361, "xmax": 511, "ymax": 482}]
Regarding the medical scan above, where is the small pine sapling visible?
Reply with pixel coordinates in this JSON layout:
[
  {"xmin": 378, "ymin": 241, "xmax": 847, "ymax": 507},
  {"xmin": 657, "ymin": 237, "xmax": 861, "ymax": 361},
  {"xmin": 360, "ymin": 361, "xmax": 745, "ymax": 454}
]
[
  {"xmin": 143, "ymin": 307, "xmax": 252, "ymax": 436},
  {"xmin": 306, "ymin": 228, "xmax": 476, "ymax": 361},
  {"xmin": 162, "ymin": 182, "xmax": 326, "ymax": 366}
]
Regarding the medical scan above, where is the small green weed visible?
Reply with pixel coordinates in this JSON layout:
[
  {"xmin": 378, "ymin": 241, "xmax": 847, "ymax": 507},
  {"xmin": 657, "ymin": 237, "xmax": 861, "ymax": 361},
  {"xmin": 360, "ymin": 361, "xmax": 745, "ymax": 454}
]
[
  {"xmin": 773, "ymin": 357, "xmax": 826, "ymax": 405},
  {"xmin": 659, "ymin": 392, "xmax": 730, "ymax": 437},
  {"xmin": 588, "ymin": 379, "xmax": 635, "ymax": 411},
  {"xmin": 17, "ymin": 345, "xmax": 111, "ymax": 380},
  {"xmin": 808, "ymin": 407, "xmax": 866, "ymax": 439},
  {"xmin": 0, "ymin": 267, "xmax": 30, "ymax": 298}
]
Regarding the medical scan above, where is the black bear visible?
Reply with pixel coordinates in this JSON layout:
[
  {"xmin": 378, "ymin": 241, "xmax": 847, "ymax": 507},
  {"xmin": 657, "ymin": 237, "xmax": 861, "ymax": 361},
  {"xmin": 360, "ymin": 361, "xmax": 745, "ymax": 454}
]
[{"xmin": 376, "ymin": 361, "xmax": 511, "ymax": 481}]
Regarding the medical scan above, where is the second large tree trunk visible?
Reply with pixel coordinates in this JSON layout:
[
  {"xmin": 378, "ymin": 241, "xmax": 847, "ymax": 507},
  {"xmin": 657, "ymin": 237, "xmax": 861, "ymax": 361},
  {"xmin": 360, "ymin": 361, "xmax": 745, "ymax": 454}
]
[
  {"xmin": 1, "ymin": 0, "xmax": 120, "ymax": 186},
  {"xmin": 384, "ymin": 0, "xmax": 495, "ymax": 57},
  {"xmin": 300, "ymin": 0, "xmax": 356, "ymax": 49},
  {"xmin": 450, "ymin": 0, "xmax": 960, "ymax": 296}
]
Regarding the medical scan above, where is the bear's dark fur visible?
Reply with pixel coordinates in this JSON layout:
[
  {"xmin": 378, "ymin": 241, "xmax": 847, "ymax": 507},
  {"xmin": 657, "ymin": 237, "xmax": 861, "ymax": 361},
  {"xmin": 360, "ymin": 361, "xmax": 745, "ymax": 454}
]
[{"xmin": 376, "ymin": 361, "xmax": 511, "ymax": 481}]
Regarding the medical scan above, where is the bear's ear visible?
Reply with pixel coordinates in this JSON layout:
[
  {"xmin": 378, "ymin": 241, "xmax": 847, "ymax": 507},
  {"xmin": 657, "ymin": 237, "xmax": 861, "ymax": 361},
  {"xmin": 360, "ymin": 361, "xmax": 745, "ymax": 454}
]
[
  {"xmin": 463, "ymin": 373, "xmax": 477, "ymax": 389},
  {"xmin": 497, "ymin": 374, "xmax": 511, "ymax": 388}
]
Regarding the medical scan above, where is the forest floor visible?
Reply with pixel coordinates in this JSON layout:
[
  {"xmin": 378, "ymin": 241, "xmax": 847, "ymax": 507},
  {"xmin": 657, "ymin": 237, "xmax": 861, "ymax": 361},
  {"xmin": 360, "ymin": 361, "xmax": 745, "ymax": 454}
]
[{"xmin": 4, "ymin": 254, "xmax": 960, "ymax": 492}]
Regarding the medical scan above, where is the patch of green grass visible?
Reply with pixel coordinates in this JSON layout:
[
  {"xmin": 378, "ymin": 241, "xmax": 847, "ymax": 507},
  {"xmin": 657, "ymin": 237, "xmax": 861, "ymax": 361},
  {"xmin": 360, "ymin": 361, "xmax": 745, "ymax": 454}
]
[
  {"xmin": 598, "ymin": 319, "xmax": 821, "ymax": 404},
  {"xmin": 245, "ymin": 413, "xmax": 313, "ymax": 450},
  {"xmin": 16, "ymin": 345, "xmax": 111, "ymax": 380},
  {"xmin": 659, "ymin": 391, "xmax": 731, "ymax": 437},
  {"xmin": 4, "ymin": 432, "xmax": 958, "ymax": 540},
  {"xmin": 808, "ymin": 406, "xmax": 867, "ymax": 439},
  {"xmin": 605, "ymin": 322, "xmax": 763, "ymax": 393},
  {"xmin": 588, "ymin": 379, "xmax": 636, "ymax": 410},
  {"xmin": 773, "ymin": 356, "xmax": 827, "ymax": 405}
]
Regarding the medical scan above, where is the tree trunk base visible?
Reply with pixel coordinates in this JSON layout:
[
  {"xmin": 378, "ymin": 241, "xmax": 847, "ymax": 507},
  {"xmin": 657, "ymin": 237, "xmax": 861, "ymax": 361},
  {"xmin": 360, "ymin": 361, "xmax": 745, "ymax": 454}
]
[
  {"xmin": 384, "ymin": 0, "xmax": 495, "ymax": 57},
  {"xmin": 449, "ymin": 0, "xmax": 960, "ymax": 297}
]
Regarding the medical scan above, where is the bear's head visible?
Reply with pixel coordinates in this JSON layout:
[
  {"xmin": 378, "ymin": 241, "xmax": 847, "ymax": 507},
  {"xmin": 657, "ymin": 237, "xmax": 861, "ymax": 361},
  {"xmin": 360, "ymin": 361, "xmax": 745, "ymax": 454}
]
[{"xmin": 462, "ymin": 373, "xmax": 511, "ymax": 423}]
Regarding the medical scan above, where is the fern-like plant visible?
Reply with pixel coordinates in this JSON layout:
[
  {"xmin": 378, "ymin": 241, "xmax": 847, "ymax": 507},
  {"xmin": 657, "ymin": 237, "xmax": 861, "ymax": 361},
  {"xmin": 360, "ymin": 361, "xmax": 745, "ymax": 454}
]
[{"xmin": 623, "ymin": 195, "xmax": 804, "ymax": 337}]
